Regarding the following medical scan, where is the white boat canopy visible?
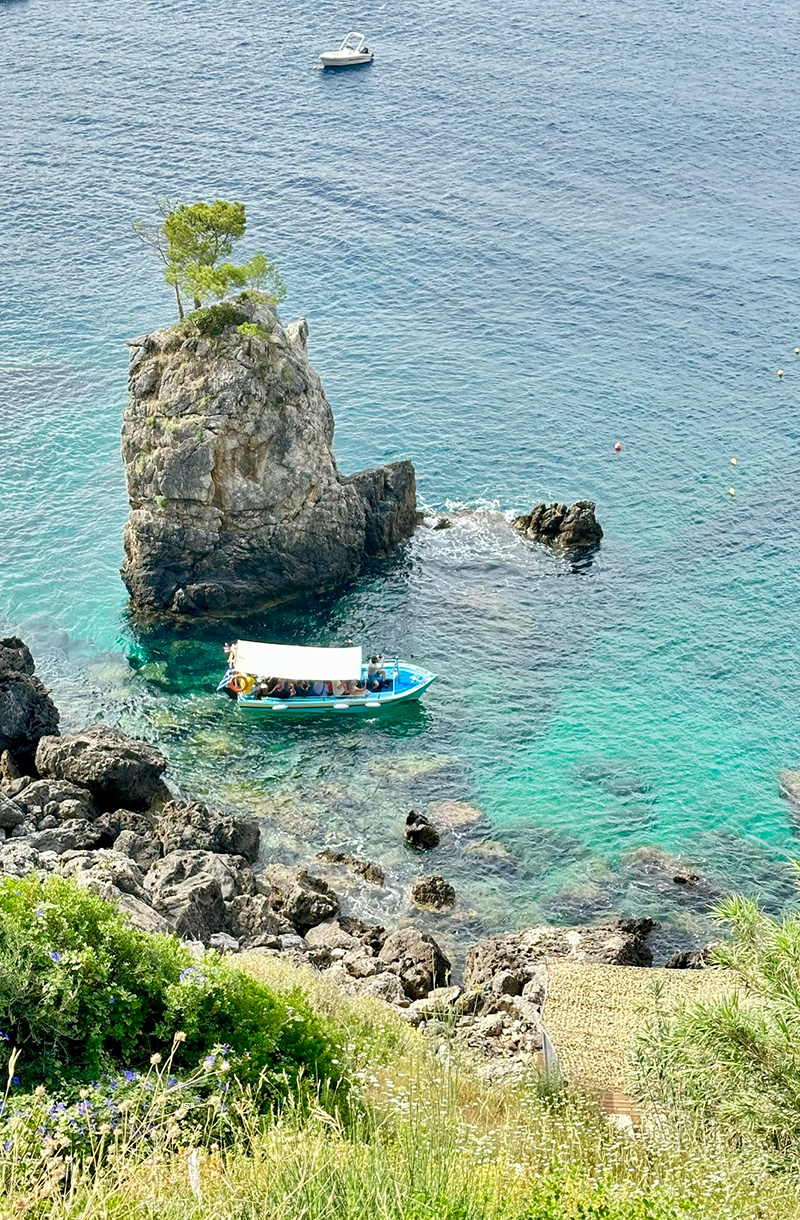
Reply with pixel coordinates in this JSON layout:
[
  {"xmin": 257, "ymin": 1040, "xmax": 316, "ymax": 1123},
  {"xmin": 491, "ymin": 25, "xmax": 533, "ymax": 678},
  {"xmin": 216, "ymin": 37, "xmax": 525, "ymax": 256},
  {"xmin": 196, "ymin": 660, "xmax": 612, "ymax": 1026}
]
[{"xmin": 232, "ymin": 640, "xmax": 363, "ymax": 682}]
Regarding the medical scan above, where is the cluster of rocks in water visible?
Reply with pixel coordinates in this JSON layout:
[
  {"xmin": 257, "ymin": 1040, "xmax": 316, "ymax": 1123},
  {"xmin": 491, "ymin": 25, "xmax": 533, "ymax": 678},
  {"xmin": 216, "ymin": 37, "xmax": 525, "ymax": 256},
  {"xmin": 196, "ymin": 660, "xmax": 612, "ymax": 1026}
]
[
  {"xmin": 513, "ymin": 500, "xmax": 603, "ymax": 556},
  {"xmin": 0, "ymin": 636, "xmax": 703, "ymax": 1073}
]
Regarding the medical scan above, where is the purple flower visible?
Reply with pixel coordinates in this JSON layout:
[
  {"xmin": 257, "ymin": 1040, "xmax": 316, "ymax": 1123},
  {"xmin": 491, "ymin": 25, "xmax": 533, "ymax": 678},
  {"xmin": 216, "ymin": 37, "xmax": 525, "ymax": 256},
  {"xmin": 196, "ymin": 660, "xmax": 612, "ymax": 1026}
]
[
  {"xmin": 4, "ymin": 1140, "xmax": 12, "ymax": 1151},
  {"xmin": 0, "ymin": 1032, "xmax": 8, "ymax": 1042},
  {"xmin": 109, "ymin": 996, "xmax": 115, "ymax": 1005},
  {"xmin": 36, "ymin": 907, "xmax": 45, "ymax": 920},
  {"xmin": 203, "ymin": 1055, "xmax": 216, "ymax": 1070},
  {"xmin": 11, "ymin": 1076, "xmax": 19, "ymax": 1086},
  {"xmin": 123, "ymin": 1070, "xmax": 136, "ymax": 1083},
  {"xmin": 49, "ymin": 951, "xmax": 61, "ymax": 963}
]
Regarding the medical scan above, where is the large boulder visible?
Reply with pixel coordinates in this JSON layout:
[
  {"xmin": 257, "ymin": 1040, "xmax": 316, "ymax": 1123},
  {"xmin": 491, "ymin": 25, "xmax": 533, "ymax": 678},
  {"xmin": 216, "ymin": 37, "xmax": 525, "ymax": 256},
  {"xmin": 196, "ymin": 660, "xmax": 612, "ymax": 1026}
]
[
  {"xmin": 258, "ymin": 865, "xmax": 339, "ymax": 933},
  {"xmin": 26, "ymin": 821, "xmax": 104, "ymax": 855},
  {"xmin": 120, "ymin": 298, "xmax": 417, "ymax": 618},
  {"xmin": 464, "ymin": 919, "xmax": 656, "ymax": 992},
  {"xmin": 513, "ymin": 501, "xmax": 603, "ymax": 555},
  {"xmin": 59, "ymin": 849, "xmax": 148, "ymax": 900},
  {"xmin": 9, "ymin": 778, "xmax": 97, "ymax": 824},
  {"xmin": 223, "ymin": 894, "xmax": 293, "ymax": 946},
  {"xmin": 142, "ymin": 850, "xmax": 247, "ymax": 942},
  {"xmin": 0, "ymin": 840, "xmax": 57, "ymax": 879},
  {"xmin": 35, "ymin": 726, "xmax": 168, "ymax": 811},
  {"xmin": 377, "ymin": 927, "xmax": 451, "ymax": 1000},
  {"xmin": 157, "ymin": 799, "xmax": 260, "ymax": 863},
  {"xmin": 0, "ymin": 637, "xmax": 60, "ymax": 767}
]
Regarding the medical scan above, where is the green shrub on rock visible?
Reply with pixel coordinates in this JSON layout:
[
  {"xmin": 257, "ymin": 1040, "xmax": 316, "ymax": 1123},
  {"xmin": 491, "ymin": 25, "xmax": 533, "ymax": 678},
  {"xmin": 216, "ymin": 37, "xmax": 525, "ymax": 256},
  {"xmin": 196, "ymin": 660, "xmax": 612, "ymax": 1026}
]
[{"xmin": 0, "ymin": 875, "xmax": 345, "ymax": 1104}]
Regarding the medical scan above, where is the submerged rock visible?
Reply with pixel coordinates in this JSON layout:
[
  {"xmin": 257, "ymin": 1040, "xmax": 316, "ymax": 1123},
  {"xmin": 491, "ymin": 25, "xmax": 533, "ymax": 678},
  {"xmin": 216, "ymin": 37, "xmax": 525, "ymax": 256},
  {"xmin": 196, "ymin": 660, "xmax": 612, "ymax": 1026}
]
[
  {"xmin": 513, "ymin": 500, "xmax": 603, "ymax": 554},
  {"xmin": 411, "ymin": 874, "xmax": 456, "ymax": 910},
  {"xmin": 315, "ymin": 848, "xmax": 385, "ymax": 886},
  {"xmin": 120, "ymin": 297, "xmax": 417, "ymax": 617},
  {"xmin": 0, "ymin": 637, "xmax": 60, "ymax": 767}
]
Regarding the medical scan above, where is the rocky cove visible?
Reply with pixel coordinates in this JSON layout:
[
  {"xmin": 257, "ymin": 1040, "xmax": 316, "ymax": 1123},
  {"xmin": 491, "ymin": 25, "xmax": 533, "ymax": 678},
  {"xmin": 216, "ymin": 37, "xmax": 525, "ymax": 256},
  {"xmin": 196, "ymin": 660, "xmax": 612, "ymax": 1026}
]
[{"xmin": 1, "ymin": 633, "xmax": 705, "ymax": 1073}]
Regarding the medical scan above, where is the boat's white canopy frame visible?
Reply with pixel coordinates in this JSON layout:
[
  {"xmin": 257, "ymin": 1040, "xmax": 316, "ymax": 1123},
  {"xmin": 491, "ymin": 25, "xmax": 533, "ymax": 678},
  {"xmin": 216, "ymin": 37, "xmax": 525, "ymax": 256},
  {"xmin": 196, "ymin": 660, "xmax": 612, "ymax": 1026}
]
[
  {"xmin": 340, "ymin": 31, "xmax": 366, "ymax": 49},
  {"xmin": 233, "ymin": 640, "xmax": 363, "ymax": 681}
]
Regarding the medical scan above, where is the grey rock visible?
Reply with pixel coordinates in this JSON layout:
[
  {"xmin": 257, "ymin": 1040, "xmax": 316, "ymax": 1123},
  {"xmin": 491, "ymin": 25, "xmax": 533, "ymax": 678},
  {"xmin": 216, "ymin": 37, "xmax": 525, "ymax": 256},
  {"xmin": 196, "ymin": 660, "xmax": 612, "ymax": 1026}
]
[
  {"xmin": 9, "ymin": 822, "xmax": 35, "ymax": 838},
  {"xmin": 405, "ymin": 810, "xmax": 440, "ymax": 850},
  {"xmin": 114, "ymin": 829, "xmax": 162, "ymax": 872},
  {"xmin": 115, "ymin": 892, "xmax": 172, "ymax": 935},
  {"xmin": 406, "ymin": 986, "xmax": 463, "ymax": 1025},
  {"xmin": 11, "ymin": 779, "xmax": 97, "ymax": 823},
  {"xmin": 259, "ymin": 865, "xmax": 339, "ymax": 933},
  {"xmin": 37, "ymin": 815, "xmax": 59, "ymax": 831},
  {"xmin": 59, "ymin": 849, "xmax": 147, "ymax": 899},
  {"xmin": 278, "ymin": 933, "xmax": 307, "ymax": 952},
  {"xmin": 4, "ymin": 775, "xmax": 31, "ymax": 798},
  {"xmin": 338, "ymin": 915, "xmax": 387, "ymax": 954},
  {"xmin": 157, "ymin": 799, "xmax": 260, "ymax": 863},
  {"xmin": 513, "ymin": 500, "xmax": 603, "ymax": 555},
  {"xmin": 93, "ymin": 809, "xmax": 154, "ymax": 845},
  {"xmin": 0, "ymin": 840, "xmax": 52, "ymax": 878},
  {"xmin": 304, "ymin": 919, "xmax": 359, "ymax": 952},
  {"xmin": 664, "ymin": 948, "xmax": 715, "ymax": 970},
  {"xmin": 411, "ymin": 874, "xmax": 455, "ymax": 910},
  {"xmin": 144, "ymin": 851, "xmax": 229, "ymax": 942},
  {"xmin": 209, "ymin": 932, "xmax": 241, "ymax": 954},
  {"xmin": 121, "ymin": 298, "xmax": 417, "ymax": 618},
  {"xmin": 354, "ymin": 972, "xmax": 409, "ymax": 1006},
  {"xmin": 27, "ymin": 820, "xmax": 104, "ymax": 854},
  {"xmin": 0, "ymin": 794, "xmax": 24, "ymax": 830},
  {"xmin": 378, "ymin": 927, "xmax": 451, "ymax": 1000},
  {"xmin": 0, "ymin": 637, "xmax": 60, "ymax": 765},
  {"xmin": 315, "ymin": 848, "xmax": 385, "ymax": 886},
  {"xmin": 464, "ymin": 920, "xmax": 656, "ymax": 992},
  {"xmin": 342, "ymin": 949, "xmax": 382, "ymax": 979},
  {"xmin": 223, "ymin": 893, "xmax": 293, "ymax": 945},
  {"xmin": 0, "ymin": 750, "xmax": 21, "ymax": 786},
  {"xmin": 147, "ymin": 850, "xmax": 252, "ymax": 905},
  {"xmin": 36, "ymin": 726, "xmax": 168, "ymax": 811},
  {"xmin": 490, "ymin": 970, "xmax": 522, "ymax": 997}
]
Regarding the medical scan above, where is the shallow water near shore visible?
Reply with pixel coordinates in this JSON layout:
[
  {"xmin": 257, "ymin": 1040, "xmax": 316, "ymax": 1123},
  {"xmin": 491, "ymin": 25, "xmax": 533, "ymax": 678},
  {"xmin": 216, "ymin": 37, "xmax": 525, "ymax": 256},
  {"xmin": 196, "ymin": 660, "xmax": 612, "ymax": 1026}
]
[{"xmin": 2, "ymin": 0, "xmax": 800, "ymax": 957}]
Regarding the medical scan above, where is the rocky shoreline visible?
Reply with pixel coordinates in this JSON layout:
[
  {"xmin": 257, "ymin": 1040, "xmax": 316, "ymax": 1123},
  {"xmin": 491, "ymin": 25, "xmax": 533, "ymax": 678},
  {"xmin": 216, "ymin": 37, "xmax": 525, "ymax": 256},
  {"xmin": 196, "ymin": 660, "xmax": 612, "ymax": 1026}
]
[{"xmin": 0, "ymin": 635, "xmax": 694, "ymax": 1072}]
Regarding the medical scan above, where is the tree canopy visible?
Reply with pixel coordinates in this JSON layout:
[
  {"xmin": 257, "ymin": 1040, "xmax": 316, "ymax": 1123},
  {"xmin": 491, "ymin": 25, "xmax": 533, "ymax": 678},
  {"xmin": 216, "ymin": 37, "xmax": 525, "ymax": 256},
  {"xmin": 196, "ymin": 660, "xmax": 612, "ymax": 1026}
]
[{"xmin": 134, "ymin": 199, "xmax": 285, "ymax": 319}]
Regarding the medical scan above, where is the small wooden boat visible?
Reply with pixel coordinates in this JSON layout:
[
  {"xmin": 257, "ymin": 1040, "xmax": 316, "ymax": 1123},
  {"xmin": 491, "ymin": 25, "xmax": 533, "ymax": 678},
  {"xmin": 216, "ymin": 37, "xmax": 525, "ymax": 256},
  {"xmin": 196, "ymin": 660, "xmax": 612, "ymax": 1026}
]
[
  {"xmin": 319, "ymin": 32, "xmax": 374, "ymax": 68},
  {"xmin": 218, "ymin": 640, "xmax": 435, "ymax": 715}
]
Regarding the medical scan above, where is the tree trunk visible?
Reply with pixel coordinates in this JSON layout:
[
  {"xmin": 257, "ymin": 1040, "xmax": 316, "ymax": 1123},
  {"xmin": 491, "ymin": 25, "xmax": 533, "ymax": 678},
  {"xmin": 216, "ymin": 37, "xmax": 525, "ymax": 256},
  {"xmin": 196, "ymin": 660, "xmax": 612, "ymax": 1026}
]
[{"xmin": 174, "ymin": 284, "xmax": 184, "ymax": 320}]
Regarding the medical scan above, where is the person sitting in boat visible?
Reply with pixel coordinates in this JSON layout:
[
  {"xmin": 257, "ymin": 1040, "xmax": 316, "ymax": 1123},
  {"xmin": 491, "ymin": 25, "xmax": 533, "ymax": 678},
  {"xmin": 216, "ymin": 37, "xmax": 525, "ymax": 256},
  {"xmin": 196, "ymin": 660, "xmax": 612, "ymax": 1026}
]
[
  {"xmin": 332, "ymin": 679, "xmax": 348, "ymax": 697},
  {"xmin": 311, "ymin": 679, "xmax": 329, "ymax": 697},
  {"xmin": 273, "ymin": 679, "xmax": 295, "ymax": 699},
  {"xmin": 295, "ymin": 680, "xmax": 312, "ymax": 697},
  {"xmin": 367, "ymin": 655, "xmax": 389, "ymax": 691}
]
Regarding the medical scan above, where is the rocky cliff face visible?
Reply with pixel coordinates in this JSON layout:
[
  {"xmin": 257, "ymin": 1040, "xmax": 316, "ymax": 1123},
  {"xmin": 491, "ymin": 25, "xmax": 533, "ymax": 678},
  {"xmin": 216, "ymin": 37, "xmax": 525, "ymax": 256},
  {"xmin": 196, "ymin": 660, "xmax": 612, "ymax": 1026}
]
[{"xmin": 121, "ymin": 296, "xmax": 417, "ymax": 616}]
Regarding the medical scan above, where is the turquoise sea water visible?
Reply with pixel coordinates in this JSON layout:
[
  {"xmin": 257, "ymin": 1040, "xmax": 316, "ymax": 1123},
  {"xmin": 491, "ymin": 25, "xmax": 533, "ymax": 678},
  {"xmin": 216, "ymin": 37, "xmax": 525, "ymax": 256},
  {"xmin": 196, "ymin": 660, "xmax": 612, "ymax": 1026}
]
[{"xmin": 2, "ymin": 0, "xmax": 800, "ymax": 957}]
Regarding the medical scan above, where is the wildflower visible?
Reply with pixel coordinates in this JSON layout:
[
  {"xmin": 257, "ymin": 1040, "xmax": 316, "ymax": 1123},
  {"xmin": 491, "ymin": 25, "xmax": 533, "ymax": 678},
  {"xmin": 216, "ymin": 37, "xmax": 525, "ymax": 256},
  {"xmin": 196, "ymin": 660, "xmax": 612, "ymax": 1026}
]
[
  {"xmin": 36, "ymin": 907, "xmax": 45, "ymax": 920},
  {"xmin": 34, "ymin": 1085, "xmax": 46, "ymax": 1097},
  {"xmin": 150, "ymin": 1053, "xmax": 162, "ymax": 1065},
  {"xmin": 123, "ymin": 1070, "xmax": 136, "ymax": 1083},
  {"xmin": 79, "ymin": 1089, "xmax": 90, "ymax": 1100},
  {"xmin": 11, "ymin": 1077, "xmax": 19, "ymax": 1086},
  {"xmin": 109, "ymin": 996, "xmax": 115, "ymax": 1005},
  {"xmin": 4, "ymin": 1140, "xmax": 12, "ymax": 1151},
  {"xmin": 0, "ymin": 1032, "xmax": 8, "ymax": 1042},
  {"xmin": 49, "ymin": 951, "xmax": 61, "ymax": 963},
  {"xmin": 203, "ymin": 1055, "xmax": 216, "ymax": 1070},
  {"xmin": 174, "ymin": 1030, "xmax": 187, "ymax": 1043}
]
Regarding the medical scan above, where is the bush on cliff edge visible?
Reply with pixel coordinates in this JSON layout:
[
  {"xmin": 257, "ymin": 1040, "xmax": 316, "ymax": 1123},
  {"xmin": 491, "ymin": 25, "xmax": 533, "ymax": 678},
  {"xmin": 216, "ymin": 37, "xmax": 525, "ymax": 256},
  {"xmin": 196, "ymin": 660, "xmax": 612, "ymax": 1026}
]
[{"xmin": 0, "ymin": 875, "xmax": 345, "ymax": 1102}]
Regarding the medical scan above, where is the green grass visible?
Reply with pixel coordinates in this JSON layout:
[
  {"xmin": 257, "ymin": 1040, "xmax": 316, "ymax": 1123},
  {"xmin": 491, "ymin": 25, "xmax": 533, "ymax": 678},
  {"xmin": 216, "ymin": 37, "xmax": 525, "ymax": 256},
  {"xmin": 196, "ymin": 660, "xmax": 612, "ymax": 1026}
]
[{"xmin": 2, "ymin": 950, "xmax": 794, "ymax": 1220}]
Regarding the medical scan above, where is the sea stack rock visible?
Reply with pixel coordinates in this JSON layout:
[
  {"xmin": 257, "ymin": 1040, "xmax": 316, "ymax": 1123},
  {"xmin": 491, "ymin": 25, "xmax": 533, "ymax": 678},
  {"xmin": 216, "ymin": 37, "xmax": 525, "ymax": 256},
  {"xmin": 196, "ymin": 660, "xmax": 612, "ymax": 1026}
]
[
  {"xmin": 120, "ymin": 296, "xmax": 417, "ymax": 616},
  {"xmin": 513, "ymin": 500, "xmax": 603, "ymax": 555}
]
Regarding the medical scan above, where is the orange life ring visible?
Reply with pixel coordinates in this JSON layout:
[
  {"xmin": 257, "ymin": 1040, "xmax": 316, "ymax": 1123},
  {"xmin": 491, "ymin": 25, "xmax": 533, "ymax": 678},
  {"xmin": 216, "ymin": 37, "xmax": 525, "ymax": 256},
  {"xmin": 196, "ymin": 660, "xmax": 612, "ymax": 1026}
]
[{"xmin": 229, "ymin": 672, "xmax": 252, "ymax": 693}]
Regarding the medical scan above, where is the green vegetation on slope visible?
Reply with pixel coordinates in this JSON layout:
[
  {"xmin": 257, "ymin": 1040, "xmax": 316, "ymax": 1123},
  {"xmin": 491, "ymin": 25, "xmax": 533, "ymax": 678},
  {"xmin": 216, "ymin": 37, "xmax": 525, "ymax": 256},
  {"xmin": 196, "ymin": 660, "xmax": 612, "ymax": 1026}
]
[{"xmin": 635, "ymin": 873, "xmax": 800, "ymax": 1166}]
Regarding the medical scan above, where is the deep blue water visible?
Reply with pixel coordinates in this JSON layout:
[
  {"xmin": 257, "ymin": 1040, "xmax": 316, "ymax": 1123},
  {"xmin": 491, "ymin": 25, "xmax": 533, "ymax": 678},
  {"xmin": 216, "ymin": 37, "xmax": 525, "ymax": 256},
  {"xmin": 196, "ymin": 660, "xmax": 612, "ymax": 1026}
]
[{"xmin": 2, "ymin": 0, "xmax": 800, "ymax": 957}]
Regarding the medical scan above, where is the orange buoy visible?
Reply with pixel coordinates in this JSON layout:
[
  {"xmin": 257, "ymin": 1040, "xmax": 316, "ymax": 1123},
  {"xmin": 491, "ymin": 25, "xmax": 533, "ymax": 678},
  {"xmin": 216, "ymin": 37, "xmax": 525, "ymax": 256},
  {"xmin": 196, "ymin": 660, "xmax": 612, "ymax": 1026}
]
[{"xmin": 614, "ymin": 441, "xmax": 622, "ymax": 452}]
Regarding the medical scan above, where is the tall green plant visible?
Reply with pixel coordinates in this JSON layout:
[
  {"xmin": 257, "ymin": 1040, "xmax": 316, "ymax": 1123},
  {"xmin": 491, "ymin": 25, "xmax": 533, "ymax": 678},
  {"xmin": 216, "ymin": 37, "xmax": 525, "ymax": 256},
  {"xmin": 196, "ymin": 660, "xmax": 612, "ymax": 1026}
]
[
  {"xmin": 634, "ymin": 872, "xmax": 800, "ymax": 1162},
  {"xmin": 134, "ymin": 199, "xmax": 285, "ymax": 318}
]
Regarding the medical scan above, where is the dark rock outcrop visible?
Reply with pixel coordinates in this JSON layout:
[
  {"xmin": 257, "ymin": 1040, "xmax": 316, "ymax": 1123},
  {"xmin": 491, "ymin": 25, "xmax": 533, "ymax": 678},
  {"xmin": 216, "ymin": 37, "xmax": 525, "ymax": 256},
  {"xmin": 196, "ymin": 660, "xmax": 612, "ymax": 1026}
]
[
  {"xmin": 120, "ymin": 297, "xmax": 417, "ymax": 618},
  {"xmin": 513, "ymin": 501, "xmax": 603, "ymax": 555},
  {"xmin": 143, "ymin": 849, "xmax": 255, "ymax": 942},
  {"xmin": 0, "ymin": 637, "xmax": 60, "ymax": 767},
  {"xmin": 405, "ymin": 810, "xmax": 440, "ymax": 850},
  {"xmin": 464, "ymin": 918, "xmax": 657, "ymax": 990},
  {"xmin": 36, "ymin": 726, "xmax": 168, "ymax": 811},
  {"xmin": 315, "ymin": 848, "xmax": 385, "ymax": 886}
]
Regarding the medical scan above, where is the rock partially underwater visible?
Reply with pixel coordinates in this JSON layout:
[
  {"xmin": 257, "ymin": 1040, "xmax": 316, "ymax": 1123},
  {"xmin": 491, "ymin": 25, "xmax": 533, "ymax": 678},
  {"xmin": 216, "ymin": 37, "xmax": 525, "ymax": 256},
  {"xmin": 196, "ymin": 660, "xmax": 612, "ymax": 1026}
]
[
  {"xmin": 513, "ymin": 500, "xmax": 603, "ymax": 555},
  {"xmin": 121, "ymin": 296, "xmax": 417, "ymax": 617}
]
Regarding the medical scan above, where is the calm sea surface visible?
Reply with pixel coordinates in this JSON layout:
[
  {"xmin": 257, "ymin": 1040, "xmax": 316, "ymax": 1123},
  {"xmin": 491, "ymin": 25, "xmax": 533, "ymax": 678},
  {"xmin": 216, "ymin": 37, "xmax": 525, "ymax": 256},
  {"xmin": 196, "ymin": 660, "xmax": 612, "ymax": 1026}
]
[{"xmin": 2, "ymin": 0, "xmax": 800, "ymax": 957}]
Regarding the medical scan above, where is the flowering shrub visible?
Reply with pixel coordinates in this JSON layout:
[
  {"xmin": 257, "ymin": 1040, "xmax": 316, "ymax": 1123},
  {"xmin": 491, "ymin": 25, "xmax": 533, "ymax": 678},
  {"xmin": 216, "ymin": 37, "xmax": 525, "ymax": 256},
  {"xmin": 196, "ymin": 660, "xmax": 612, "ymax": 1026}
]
[{"xmin": 0, "ymin": 876, "xmax": 345, "ymax": 1105}]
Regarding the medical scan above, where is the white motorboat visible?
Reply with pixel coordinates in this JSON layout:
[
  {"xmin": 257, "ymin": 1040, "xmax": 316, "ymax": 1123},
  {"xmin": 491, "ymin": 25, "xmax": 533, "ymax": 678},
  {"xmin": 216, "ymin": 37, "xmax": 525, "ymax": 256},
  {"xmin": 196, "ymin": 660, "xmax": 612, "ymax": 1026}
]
[{"xmin": 319, "ymin": 32, "xmax": 374, "ymax": 68}]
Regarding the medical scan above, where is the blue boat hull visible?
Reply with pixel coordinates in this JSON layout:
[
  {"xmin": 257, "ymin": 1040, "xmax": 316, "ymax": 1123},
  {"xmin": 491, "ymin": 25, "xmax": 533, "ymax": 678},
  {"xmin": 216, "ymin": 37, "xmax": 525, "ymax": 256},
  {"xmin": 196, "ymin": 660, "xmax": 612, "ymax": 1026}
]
[{"xmin": 235, "ymin": 662, "xmax": 436, "ymax": 714}]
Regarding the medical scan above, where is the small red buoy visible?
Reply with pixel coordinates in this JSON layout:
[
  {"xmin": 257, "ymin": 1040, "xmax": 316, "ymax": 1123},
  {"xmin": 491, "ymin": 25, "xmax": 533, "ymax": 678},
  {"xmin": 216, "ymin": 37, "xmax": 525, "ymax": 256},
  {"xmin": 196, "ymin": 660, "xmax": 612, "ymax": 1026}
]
[{"xmin": 614, "ymin": 441, "xmax": 622, "ymax": 452}]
